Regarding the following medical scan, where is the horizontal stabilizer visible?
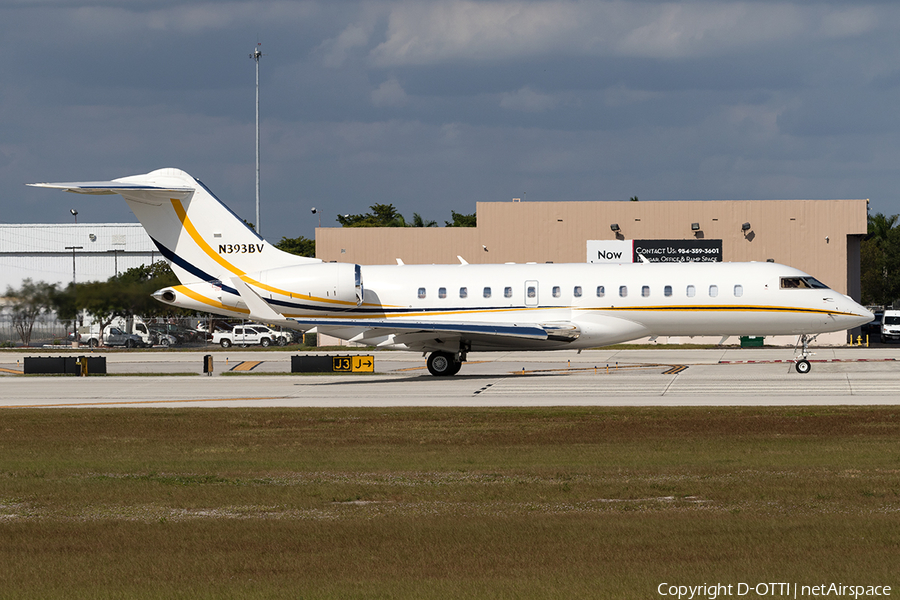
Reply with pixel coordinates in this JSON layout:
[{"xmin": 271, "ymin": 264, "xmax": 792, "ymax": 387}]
[{"xmin": 28, "ymin": 181, "xmax": 194, "ymax": 195}]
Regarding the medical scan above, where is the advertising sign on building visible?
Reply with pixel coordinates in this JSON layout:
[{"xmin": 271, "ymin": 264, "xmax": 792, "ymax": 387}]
[
  {"xmin": 588, "ymin": 239, "xmax": 722, "ymax": 263},
  {"xmin": 587, "ymin": 240, "xmax": 633, "ymax": 264},
  {"xmin": 633, "ymin": 239, "xmax": 722, "ymax": 263}
]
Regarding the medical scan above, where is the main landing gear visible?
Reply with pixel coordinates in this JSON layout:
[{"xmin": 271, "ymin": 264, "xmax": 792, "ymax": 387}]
[
  {"xmin": 427, "ymin": 351, "xmax": 464, "ymax": 376},
  {"xmin": 792, "ymin": 334, "xmax": 818, "ymax": 374}
]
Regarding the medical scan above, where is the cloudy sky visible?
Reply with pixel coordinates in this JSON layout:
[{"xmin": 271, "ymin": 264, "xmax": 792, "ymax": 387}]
[{"xmin": 4, "ymin": 0, "xmax": 900, "ymax": 243}]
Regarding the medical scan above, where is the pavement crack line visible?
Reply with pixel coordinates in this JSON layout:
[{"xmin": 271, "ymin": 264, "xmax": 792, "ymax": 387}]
[{"xmin": 660, "ymin": 371, "xmax": 684, "ymax": 396}]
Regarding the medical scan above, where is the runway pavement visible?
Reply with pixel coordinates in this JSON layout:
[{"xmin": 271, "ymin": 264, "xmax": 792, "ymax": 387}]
[{"xmin": 2, "ymin": 346, "xmax": 899, "ymax": 408}]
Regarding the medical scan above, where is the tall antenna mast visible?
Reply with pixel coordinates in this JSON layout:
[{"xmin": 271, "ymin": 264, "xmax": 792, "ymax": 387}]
[{"xmin": 250, "ymin": 42, "xmax": 263, "ymax": 234}]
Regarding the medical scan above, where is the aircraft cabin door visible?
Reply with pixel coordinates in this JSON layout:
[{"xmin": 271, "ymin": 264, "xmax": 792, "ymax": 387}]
[{"xmin": 525, "ymin": 280, "xmax": 539, "ymax": 307}]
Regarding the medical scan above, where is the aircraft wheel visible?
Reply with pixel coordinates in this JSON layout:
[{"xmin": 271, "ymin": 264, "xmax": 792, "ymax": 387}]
[
  {"xmin": 220, "ymin": 339, "xmax": 232, "ymax": 348},
  {"xmin": 447, "ymin": 359, "xmax": 463, "ymax": 376},
  {"xmin": 795, "ymin": 359, "xmax": 811, "ymax": 374},
  {"xmin": 427, "ymin": 351, "xmax": 460, "ymax": 376}
]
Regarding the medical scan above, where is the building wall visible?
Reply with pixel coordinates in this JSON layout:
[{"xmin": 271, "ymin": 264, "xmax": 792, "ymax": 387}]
[
  {"xmin": 316, "ymin": 199, "xmax": 869, "ymax": 296},
  {"xmin": 0, "ymin": 224, "xmax": 159, "ymax": 291}
]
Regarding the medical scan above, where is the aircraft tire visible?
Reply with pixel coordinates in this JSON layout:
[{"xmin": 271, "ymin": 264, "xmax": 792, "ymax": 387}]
[
  {"xmin": 795, "ymin": 359, "xmax": 811, "ymax": 374},
  {"xmin": 427, "ymin": 351, "xmax": 459, "ymax": 376},
  {"xmin": 447, "ymin": 359, "xmax": 463, "ymax": 376}
]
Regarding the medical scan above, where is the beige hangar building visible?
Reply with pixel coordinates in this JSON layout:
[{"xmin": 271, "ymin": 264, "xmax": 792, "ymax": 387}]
[{"xmin": 315, "ymin": 198, "xmax": 869, "ymax": 346}]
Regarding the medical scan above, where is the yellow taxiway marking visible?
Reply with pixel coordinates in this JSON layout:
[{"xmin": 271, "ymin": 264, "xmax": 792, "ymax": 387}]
[
  {"xmin": 231, "ymin": 361, "xmax": 264, "ymax": 372},
  {"xmin": 2, "ymin": 397, "xmax": 286, "ymax": 409}
]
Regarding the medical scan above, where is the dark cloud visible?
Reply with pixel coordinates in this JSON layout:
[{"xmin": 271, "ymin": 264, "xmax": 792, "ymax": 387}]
[{"xmin": 3, "ymin": 1, "xmax": 900, "ymax": 245}]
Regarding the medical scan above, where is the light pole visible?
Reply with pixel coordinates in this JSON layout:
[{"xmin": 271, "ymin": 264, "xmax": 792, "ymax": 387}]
[
  {"xmin": 70, "ymin": 208, "xmax": 78, "ymax": 224},
  {"xmin": 312, "ymin": 207, "xmax": 320, "ymax": 228},
  {"xmin": 64, "ymin": 246, "xmax": 83, "ymax": 286},
  {"xmin": 250, "ymin": 43, "xmax": 263, "ymax": 235}
]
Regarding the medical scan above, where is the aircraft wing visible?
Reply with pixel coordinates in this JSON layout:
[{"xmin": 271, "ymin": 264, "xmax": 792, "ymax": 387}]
[
  {"xmin": 229, "ymin": 275, "xmax": 579, "ymax": 350},
  {"xmin": 288, "ymin": 317, "xmax": 581, "ymax": 350}
]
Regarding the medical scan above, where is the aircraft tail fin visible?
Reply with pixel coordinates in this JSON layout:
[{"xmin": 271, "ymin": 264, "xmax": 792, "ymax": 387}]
[{"xmin": 31, "ymin": 168, "xmax": 319, "ymax": 285}]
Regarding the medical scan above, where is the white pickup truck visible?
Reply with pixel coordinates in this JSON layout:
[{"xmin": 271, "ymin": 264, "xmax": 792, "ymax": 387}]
[{"xmin": 212, "ymin": 325, "xmax": 280, "ymax": 348}]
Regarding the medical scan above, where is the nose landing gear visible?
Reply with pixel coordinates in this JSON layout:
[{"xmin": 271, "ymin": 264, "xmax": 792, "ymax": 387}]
[{"xmin": 792, "ymin": 334, "xmax": 818, "ymax": 374}]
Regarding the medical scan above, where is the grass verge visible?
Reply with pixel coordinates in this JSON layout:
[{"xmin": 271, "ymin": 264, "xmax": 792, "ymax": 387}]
[{"xmin": 1, "ymin": 407, "xmax": 898, "ymax": 599}]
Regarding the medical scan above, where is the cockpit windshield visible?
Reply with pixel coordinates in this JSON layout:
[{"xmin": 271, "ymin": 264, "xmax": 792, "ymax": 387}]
[{"xmin": 780, "ymin": 277, "xmax": 829, "ymax": 290}]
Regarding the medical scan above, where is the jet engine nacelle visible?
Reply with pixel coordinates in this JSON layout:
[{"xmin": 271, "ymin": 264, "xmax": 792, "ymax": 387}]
[{"xmin": 247, "ymin": 262, "xmax": 364, "ymax": 308}]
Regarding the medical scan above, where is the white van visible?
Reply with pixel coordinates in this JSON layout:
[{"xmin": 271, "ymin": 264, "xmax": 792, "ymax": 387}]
[{"xmin": 881, "ymin": 310, "xmax": 900, "ymax": 343}]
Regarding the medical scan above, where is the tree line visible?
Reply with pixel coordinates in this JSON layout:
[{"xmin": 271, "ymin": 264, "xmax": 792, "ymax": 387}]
[
  {"xmin": 3, "ymin": 262, "xmax": 184, "ymax": 346},
  {"xmin": 861, "ymin": 213, "xmax": 900, "ymax": 307},
  {"xmin": 274, "ymin": 204, "xmax": 476, "ymax": 258}
]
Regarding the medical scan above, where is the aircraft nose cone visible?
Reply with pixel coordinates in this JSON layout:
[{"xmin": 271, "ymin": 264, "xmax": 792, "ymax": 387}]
[{"xmin": 850, "ymin": 302, "xmax": 874, "ymax": 327}]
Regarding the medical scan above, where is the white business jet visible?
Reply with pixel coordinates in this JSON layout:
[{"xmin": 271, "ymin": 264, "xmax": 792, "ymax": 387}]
[{"xmin": 31, "ymin": 168, "xmax": 872, "ymax": 375}]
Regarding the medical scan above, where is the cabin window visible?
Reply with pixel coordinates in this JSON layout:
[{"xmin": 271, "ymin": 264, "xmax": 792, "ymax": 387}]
[
  {"xmin": 734, "ymin": 285, "xmax": 743, "ymax": 297},
  {"xmin": 780, "ymin": 276, "xmax": 828, "ymax": 289},
  {"xmin": 527, "ymin": 286, "xmax": 536, "ymax": 298},
  {"xmin": 664, "ymin": 285, "xmax": 673, "ymax": 297},
  {"xmin": 596, "ymin": 285, "xmax": 605, "ymax": 297},
  {"xmin": 574, "ymin": 286, "xmax": 582, "ymax": 298},
  {"xmin": 417, "ymin": 287, "xmax": 426, "ymax": 299},
  {"xmin": 439, "ymin": 287, "xmax": 447, "ymax": 299},
  {"xmin": 642, "ymin": 285, "xmax": 650, "ymax": 297},
  {"xmin": 504, "ymin": 287, "xmax": 513, "ymax": 298},
  {"xmin": 459, "ymin": 287, "xmax": 468, "ymax": 298},
  {"xmin": 553, "ymin": 286, "xmax": 561, "ymax": 298},
  {"xmin": 483, "ymin": 287, "xmax": 491, "ymax": 298},
  {"xmin": 619, "ymin": 286, "xmax": 628, "ymax": 298},
  {"xmin": 686, "ymin": 285, "xmax": 696, "ymax": 298},
  {"xmin": 709, "ymin": 285, "xmax": 718, "ymax": 298}
]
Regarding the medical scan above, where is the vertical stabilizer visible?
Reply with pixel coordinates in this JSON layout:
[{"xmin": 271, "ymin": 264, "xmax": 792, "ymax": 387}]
[{"xmin": 31, "ymin": 168, "xmax": 319, "ymax": 285}]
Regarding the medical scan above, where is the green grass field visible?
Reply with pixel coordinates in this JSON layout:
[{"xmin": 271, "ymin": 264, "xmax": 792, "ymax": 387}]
[{"xmin": 1, "ymin": 407, "xmax": 898, "ymax": 599}]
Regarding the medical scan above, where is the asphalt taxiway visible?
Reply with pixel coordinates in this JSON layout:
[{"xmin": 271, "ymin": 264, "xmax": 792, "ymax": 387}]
[{"xmin": 2, "ymin": 347, "xmax": 899, "ymax": 408}]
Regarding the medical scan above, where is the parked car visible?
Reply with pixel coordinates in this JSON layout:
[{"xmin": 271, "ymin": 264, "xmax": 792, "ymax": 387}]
[
  {"xmin": 247, "ymin": 325, "xmax": 290, "ymax": 346},
  {"xmin": 133, "ymin": 321, "xmax": 177, "ymax": 347},
  {"xmin": 861, "ymin": 311, "xmax": 883, "ymax": 339},
  {"xmin": 74, "ymin": 326, "xmax": 145, "ymax": 348},
  {"xmin": 148, "ymin": 323, "xmax": 204, "ymax": 345}
]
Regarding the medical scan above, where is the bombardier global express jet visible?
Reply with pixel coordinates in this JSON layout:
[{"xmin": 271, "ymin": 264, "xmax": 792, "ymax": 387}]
[{"xmin": 31, "ymin": 168, "xmax": 872, "ymax": 375}]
